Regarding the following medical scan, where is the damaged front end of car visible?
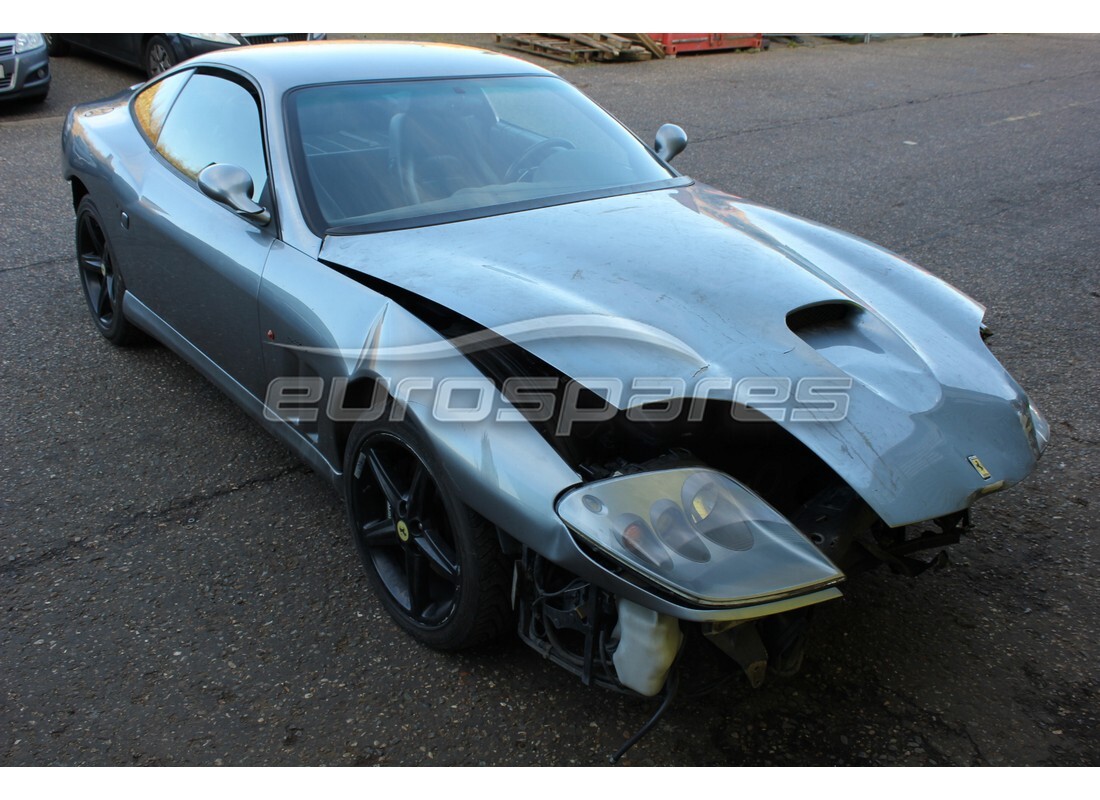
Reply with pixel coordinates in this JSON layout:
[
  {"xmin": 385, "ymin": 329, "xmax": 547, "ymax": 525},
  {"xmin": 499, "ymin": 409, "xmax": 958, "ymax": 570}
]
[
  {"xmin": 498, "ymin": 372, "xmax": 1046, "ymax": 759},
  {"xmin": 504, "ymin": 386, "xmax": 1044, "ymax": 697},
  {"xmin": 296, "ymin": 182, "xmax": 1051, "ymax": 758}
]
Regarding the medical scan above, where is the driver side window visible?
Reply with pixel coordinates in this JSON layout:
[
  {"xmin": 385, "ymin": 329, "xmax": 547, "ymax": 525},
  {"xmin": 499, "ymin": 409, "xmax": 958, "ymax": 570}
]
[{"xmin": 154, "ymin": 72, "xmax": 268, "ymax": 202}]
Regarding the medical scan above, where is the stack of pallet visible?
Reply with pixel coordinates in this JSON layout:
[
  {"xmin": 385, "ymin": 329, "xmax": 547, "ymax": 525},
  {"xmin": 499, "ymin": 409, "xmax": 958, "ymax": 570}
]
[{"xmin": 495, "ymin": 33, "xmax": 666, "ymax": 64}]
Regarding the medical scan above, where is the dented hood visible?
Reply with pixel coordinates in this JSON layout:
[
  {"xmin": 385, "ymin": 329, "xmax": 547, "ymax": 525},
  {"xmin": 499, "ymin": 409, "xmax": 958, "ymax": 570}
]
[{"xmin": 321, "ymin": 183, "xmax": 1045, "ymax": 527}]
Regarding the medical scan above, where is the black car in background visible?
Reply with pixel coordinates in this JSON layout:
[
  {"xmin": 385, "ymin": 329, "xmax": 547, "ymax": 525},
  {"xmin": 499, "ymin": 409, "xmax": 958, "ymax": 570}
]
[
  {"xmin": 45, "ymin": 33, "xmax": 325, "ymax": 77},
  {"xmin": 0, "ymin": 33, "xmax": 50, "ymax": 103}
]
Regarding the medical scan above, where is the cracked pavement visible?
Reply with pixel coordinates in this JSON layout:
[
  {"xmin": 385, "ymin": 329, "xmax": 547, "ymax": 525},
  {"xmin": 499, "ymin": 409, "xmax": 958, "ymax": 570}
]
[{"xmin": 1, "ymin": 34, "xmax": 1098, "ymax": 765}]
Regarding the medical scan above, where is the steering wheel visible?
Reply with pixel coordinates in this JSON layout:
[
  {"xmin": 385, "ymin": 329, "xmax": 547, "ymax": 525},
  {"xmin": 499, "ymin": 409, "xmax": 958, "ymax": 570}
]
[{"xmin": 503, "ymin": 138, "xmax": 575, "ymax": 183}]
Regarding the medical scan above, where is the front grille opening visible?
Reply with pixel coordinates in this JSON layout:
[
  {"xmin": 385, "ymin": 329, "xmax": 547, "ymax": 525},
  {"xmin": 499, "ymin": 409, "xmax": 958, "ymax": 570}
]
[{"xmin": 243, "ymin": 34, "xmax": 310, "ymax": 45}]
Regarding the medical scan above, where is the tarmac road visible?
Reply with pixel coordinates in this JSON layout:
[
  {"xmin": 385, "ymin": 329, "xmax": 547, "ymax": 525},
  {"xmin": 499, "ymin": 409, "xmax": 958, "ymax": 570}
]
[{"xmin": 1, "ymin": 34, "xmax": 1097, "ymax": 766}]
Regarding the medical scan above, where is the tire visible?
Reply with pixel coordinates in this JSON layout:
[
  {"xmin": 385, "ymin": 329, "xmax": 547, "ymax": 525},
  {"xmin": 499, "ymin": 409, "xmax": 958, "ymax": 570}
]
[
  {"xmin": 344, "ymin": 414, "xmax": 512, "ymax": 650},
  {"xmin": 143, "ymin": 35, "xmax": 177, "ymax": 78},
  {"xmin": 44, "ymin": 34, "xmax": 69, "ymax": 56},
  {"xmin": 75, "ymin": 197, "xmax": 145, "ymax": 346}
]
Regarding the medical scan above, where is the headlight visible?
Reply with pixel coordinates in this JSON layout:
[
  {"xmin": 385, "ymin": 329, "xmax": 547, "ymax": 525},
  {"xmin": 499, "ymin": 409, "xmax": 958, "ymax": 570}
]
[
  {"xmin": 556, "ymin": 468, "xmax": 844, "ymax": 607},
  {"xmin": 181, "ymin": 33, "xmax": 241, "ymax": 45},
  {"xmin": 15, "ymin": 33, "xmax": 45, "ymax": 53}
]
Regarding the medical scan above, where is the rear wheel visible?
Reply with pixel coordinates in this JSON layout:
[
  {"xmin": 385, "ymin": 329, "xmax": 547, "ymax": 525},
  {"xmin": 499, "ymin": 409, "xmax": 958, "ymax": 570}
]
[
  {"xmin": 344, "ymin": 416, "xmax": 512, "ymax": 650},
  {"xmin": 75, "ymin": 197, "xmax": 145, "ymax": 346}
]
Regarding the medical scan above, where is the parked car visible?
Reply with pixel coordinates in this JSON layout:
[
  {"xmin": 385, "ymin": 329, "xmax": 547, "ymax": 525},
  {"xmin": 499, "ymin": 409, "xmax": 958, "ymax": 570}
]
[
  {"xmin": 60, "ymin": 41, "xmax": 1047, "ymax": 753},
  {"xmin": 45, "ymin": 33, "xmax": 325, "ymax": 77},
  {"xmin": 0, "ymin": 33, "xmax": 49, "ymax": 102}
]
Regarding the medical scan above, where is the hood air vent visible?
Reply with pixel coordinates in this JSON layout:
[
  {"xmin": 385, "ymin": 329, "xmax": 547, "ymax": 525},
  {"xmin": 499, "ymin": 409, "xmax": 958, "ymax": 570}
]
[{"xmin": 786, "ymin": 301, "xmax": 860, "ymax": 336}]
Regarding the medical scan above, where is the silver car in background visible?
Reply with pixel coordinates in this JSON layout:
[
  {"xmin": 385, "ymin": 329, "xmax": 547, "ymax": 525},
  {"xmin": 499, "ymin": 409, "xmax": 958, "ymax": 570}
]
[{"xmin": 0, "ymin": 33, "xmax": 49, "ymax": 102}]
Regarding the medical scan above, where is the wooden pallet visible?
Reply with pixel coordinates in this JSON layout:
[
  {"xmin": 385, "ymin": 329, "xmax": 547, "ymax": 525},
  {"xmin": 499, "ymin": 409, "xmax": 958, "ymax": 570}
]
[
  {"xmin": 496, "ymin": 33, "xmax": 656, "ymax": 63},
  {"xmin": 619, "ymin": 33, "xmax": 666, "ymax": 59}
]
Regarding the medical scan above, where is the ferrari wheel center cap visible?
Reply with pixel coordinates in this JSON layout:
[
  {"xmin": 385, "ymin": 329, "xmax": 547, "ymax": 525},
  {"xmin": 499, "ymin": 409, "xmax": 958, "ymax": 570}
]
[{"xmin": 396, "ymin": 519, "xmax": 410, "ymax": 542}]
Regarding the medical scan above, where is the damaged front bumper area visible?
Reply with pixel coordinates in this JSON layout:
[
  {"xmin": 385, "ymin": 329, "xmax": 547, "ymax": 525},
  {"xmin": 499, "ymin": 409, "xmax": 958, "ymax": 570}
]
[
  {"xmin": 515, "ymin": 467, "xmax": 846, "ymax": 698},
  {"xmin": 513, "ymin": 380, "xmax": 1050, "ymax": 702}
]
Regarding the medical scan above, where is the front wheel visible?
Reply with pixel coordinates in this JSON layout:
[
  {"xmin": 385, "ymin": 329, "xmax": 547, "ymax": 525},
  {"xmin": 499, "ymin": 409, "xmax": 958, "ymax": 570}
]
[
  {"xmin": 44, "ymin": 34, "xmax": 69, "ymax": 56},
  {"xmin": 344, "ymin": 415, "xmax": 512, "ymax": 650}
]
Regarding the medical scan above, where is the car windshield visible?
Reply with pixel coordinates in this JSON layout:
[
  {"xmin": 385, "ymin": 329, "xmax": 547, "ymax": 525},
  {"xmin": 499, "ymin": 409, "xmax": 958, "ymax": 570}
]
[{"xmin": 287, "ymin": 75, "xmax": 680, "ymax": 233}]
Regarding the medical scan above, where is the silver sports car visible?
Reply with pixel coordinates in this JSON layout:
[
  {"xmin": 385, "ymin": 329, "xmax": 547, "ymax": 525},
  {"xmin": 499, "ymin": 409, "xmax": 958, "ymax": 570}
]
[{"xmin": 62, "ymin": 41, "xmax": 1048, "ymax": 716}]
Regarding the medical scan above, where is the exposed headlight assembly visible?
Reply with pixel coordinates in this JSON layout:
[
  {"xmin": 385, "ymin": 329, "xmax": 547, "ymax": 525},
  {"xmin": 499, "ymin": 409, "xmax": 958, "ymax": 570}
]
[{"xmin": 557, "ymin": 468, "xmax": 844, "ymax": 607}]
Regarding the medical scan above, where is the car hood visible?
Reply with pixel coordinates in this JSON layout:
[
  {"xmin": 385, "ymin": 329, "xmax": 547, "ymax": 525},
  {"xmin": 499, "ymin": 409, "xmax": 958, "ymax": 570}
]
[{"xmin": 321, "ymin": 183, "xmax": 1045, "ymax": 526}]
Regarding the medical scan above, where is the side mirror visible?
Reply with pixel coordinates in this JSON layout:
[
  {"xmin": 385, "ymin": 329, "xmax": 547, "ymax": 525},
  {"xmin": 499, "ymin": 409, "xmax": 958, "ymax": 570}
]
[
  {"xmin": 198, "ymin": 164, "xmax": 271, "ymax": 226},
  {"xmin": 654, "ymin": 123, "xmax": 688, "ymax": 163}
]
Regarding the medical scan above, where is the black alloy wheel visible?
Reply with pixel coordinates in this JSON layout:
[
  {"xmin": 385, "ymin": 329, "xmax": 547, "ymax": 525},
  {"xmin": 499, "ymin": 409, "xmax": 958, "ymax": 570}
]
[
  {"xmin": 75, "ymin": 197, "xmax": 143, "ymax": 346},
  {"xmin": 345, "ymin": 419, "xmax": 511, "ymax": 650}
]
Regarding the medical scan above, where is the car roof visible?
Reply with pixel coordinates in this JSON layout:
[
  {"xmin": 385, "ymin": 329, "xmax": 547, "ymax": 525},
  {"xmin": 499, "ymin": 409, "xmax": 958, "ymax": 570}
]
[{"xmin": 189, "ymin": 40, "xmax": 554, "ymax": 92}]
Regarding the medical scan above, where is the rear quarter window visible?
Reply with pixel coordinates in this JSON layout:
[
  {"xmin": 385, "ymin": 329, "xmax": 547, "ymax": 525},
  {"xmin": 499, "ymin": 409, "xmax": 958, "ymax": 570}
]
[{"xmin": 132, "ymin": 69, "xmax": 193, "ymax": 143}]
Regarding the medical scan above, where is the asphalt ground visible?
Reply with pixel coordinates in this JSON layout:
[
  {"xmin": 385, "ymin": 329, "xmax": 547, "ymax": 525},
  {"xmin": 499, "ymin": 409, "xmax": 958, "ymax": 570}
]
[{"xmin": 1, "ymin": 34, "xmax": 1098, "ymax": 766}]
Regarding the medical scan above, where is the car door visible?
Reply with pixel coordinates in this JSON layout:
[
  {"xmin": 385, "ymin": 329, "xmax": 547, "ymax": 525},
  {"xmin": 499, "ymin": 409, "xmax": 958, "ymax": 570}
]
[
  {"xmin": 128, "ymin": 68, "xmax": 275, "ymax": 398},
  {"xmin": 78, "ymin": 34, "xmax": 145, "ymax": 67}
]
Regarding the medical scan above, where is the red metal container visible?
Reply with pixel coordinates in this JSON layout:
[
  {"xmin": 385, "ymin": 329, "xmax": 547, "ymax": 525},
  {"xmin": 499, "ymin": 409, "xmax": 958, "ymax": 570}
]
[{"xmin": 648, "ymin": 33, "xmax": 763, "ymax": 56}]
